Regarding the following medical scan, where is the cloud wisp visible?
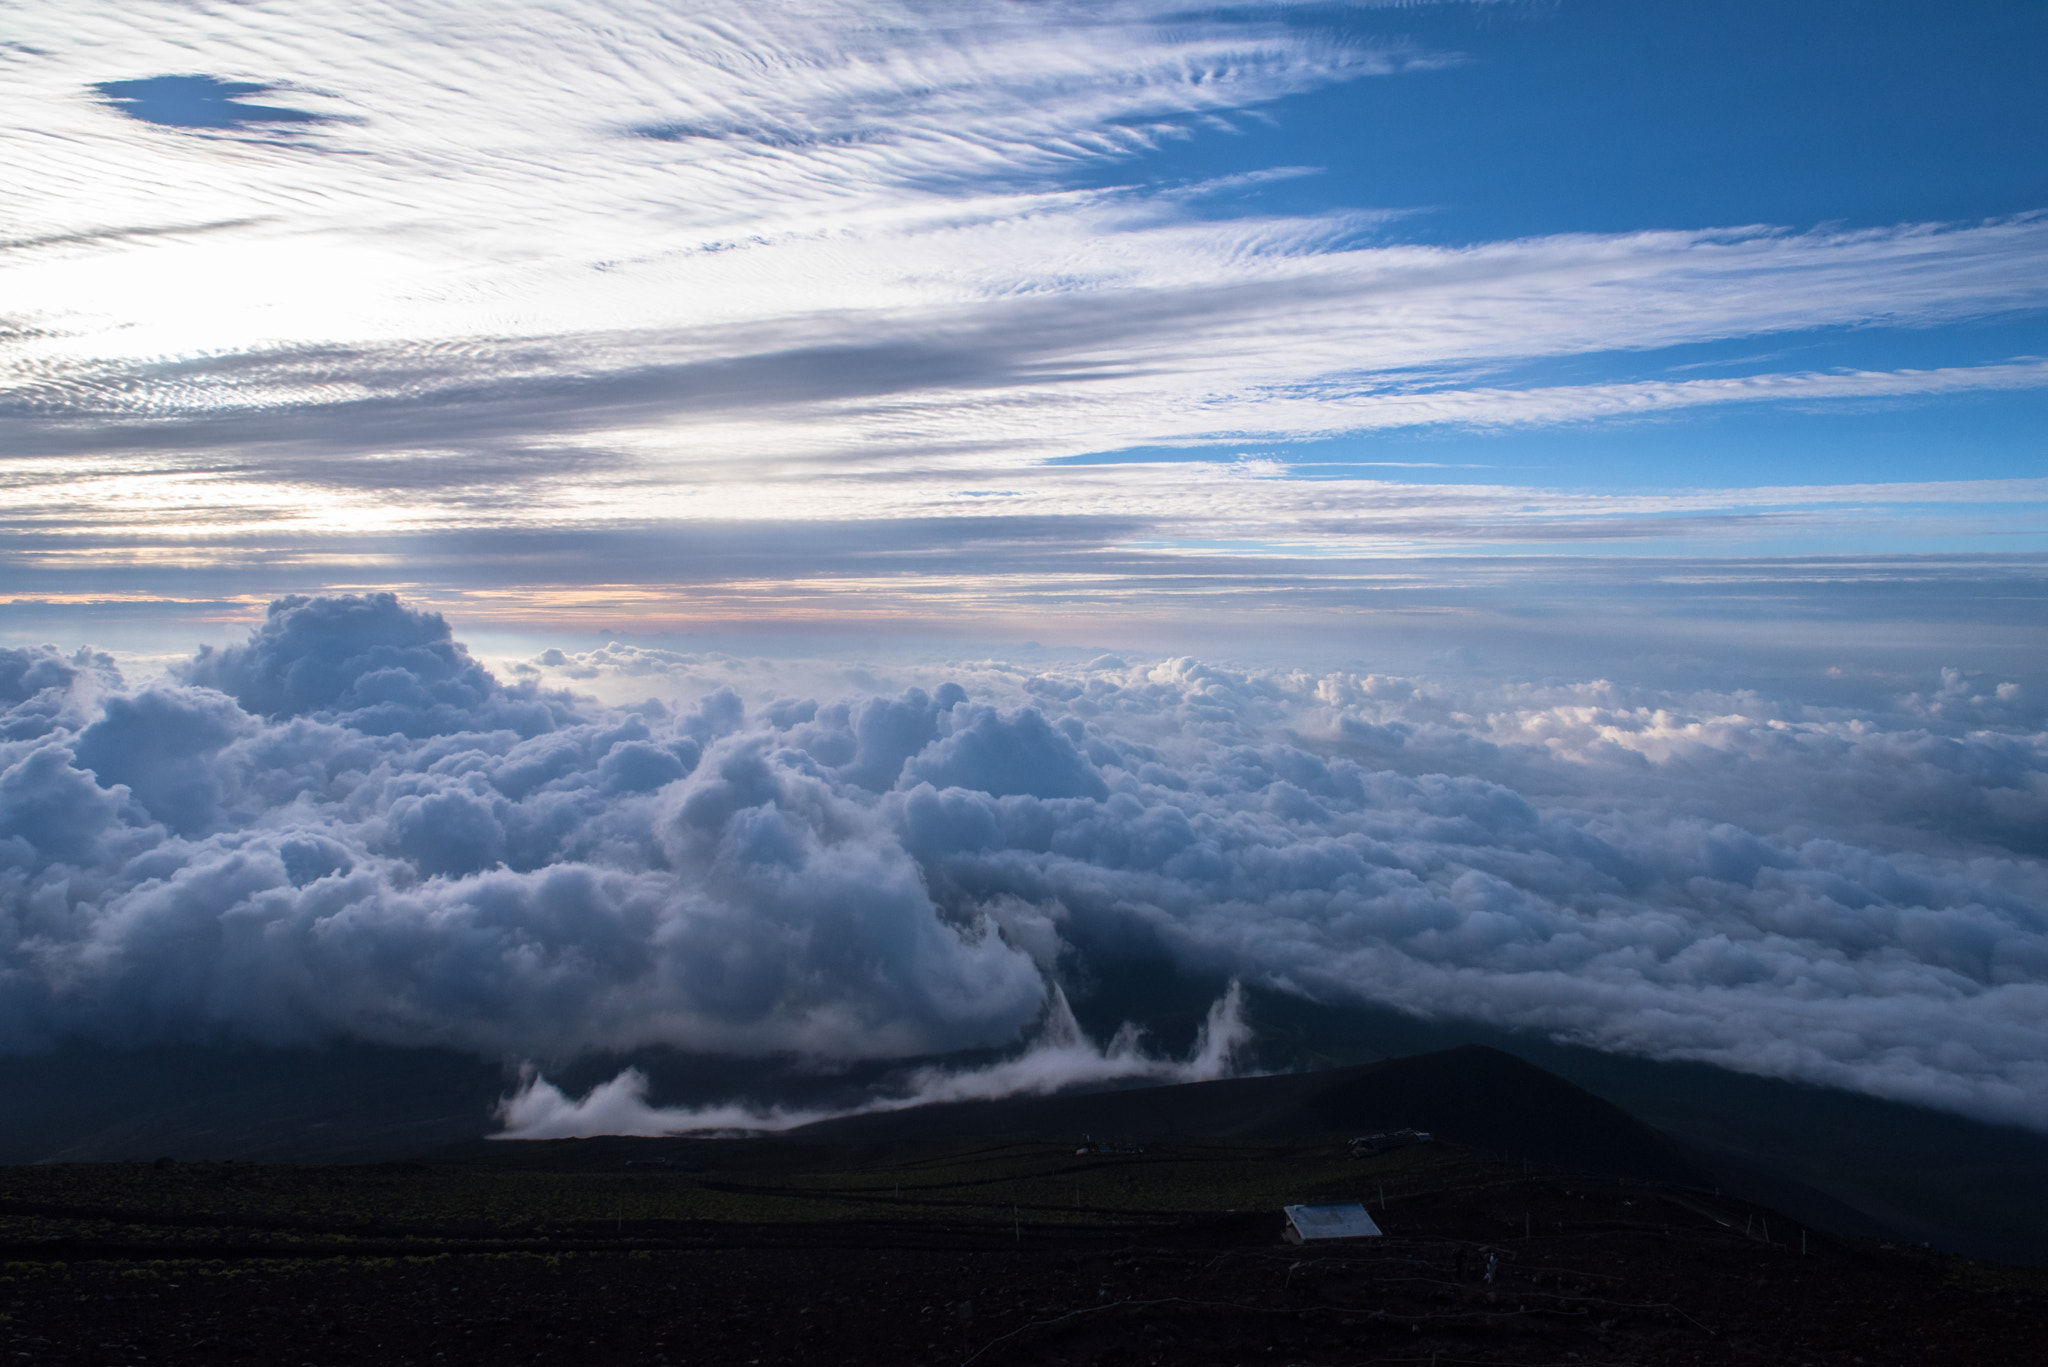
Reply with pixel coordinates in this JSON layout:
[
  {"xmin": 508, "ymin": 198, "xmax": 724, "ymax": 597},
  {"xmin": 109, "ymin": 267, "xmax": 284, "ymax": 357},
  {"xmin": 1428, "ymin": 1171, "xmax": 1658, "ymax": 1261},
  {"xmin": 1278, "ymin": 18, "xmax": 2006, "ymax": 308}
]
[
  {"xmin": 495, "ymin": 981, "xmax": 1253, "ymax": 1138},
  {"xmin": 3, "ymin": 595, "xmax": 2046, "ymax": 1131}
]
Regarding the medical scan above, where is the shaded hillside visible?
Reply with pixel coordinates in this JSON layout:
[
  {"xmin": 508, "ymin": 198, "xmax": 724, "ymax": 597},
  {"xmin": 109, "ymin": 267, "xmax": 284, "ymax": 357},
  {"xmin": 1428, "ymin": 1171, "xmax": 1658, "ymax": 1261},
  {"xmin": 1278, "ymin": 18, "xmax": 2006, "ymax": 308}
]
[
  {"xmin": 7, "ymin": 1026, "xmax": 2048, "ymax": 1264},
  {"xmin": 1520, "ymin": 1042, "xmax": 2048, "ymax": 1265},
  {"xmin": 794, "ymin": 1044, "xmax": 1704, "ymax": 1187},
  {"xmin": 1228, "ymin": 986, "xmax": 2048, "ymax": 1265},
  {"xmin": 0, "ymin": 1044, "xmax": 506, "ymax": 1166}
]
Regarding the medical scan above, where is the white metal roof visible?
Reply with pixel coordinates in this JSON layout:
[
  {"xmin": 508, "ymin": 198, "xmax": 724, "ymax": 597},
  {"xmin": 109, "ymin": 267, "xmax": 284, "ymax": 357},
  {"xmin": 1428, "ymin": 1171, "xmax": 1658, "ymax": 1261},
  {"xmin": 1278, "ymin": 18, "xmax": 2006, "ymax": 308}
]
[{"xmin": 1283, "ymin": 1202, "xmax": 1384, "ymax": 1241}]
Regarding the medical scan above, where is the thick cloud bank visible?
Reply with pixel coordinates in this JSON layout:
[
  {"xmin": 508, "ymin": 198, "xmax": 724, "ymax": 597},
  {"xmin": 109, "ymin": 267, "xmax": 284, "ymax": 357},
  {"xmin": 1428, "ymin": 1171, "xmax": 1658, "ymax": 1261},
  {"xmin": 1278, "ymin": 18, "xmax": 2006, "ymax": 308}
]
[{"xmin": 3, "ymin": 596, "xmax": 2047, "ymax": 1129}]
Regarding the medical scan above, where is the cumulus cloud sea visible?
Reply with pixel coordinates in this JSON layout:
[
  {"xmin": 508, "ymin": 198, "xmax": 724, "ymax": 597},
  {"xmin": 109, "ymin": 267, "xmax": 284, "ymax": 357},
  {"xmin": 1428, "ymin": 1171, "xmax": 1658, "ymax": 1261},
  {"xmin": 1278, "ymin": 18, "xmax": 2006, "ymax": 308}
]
[{"xmin": 3, "ymin": 595, "xmax": 2046, "ymax": 1132}]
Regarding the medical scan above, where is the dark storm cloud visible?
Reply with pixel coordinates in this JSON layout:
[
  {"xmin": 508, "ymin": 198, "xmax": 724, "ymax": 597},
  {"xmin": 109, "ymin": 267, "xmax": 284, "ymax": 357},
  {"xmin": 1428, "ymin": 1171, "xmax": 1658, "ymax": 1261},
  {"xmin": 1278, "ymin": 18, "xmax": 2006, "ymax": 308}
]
[{"xmin": 2, "ymin": 596, "xmax": 2046, "ymax": 1127}]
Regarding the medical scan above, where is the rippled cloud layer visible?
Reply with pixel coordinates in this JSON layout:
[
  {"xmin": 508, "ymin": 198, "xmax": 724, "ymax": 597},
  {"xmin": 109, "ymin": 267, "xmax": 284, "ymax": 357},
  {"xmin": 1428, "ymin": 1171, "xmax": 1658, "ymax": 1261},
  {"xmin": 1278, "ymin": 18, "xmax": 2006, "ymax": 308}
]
[{"xmin": 2, "ymin": 0, "xmax": 2044, "ymax": 590}]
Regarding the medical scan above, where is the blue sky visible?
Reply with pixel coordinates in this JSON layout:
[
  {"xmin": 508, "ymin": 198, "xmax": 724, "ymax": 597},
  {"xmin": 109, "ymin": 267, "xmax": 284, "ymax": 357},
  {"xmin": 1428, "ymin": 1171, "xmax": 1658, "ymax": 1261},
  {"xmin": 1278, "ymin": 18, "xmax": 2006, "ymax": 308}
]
[
  {"xmin": 1116, "ymin": 1, "xmax": 2048, "ymax": 240},
  {"xmin": 1055, "ymin": 0, "xmax": 2048, "ymax": 491},
  {"xmin": 0, "ymin": 0, "xmax": 2042, "ymax": 651}
]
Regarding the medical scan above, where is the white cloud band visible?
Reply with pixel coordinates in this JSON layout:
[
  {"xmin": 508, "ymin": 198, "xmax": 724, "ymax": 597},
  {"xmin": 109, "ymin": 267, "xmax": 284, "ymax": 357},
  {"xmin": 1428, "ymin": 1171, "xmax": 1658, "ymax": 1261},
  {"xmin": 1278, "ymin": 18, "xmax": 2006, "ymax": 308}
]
[{"xmin": 3, "ymin": 596, "xmax": 2045, "ymax": 1131}]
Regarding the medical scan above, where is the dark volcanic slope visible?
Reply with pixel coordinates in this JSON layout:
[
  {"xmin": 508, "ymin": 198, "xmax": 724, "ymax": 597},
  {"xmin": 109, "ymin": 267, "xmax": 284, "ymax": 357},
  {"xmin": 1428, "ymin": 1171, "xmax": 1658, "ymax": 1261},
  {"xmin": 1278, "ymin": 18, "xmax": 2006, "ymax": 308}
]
[
  {"xmin": 8, "ymin": 1134, "xmax": 2047, "ymax": 1367},
  {"xmin": 12, "ymin": 1034, "xmax": 2048, "ymax": 1263},
  {"xmin": 793, "ymin": 1044, "xmax": 1703, "ymax": 1185},
  {"xmin": 790, "ymin": 1062, "xmax": 1349, "ymax": 1142}
]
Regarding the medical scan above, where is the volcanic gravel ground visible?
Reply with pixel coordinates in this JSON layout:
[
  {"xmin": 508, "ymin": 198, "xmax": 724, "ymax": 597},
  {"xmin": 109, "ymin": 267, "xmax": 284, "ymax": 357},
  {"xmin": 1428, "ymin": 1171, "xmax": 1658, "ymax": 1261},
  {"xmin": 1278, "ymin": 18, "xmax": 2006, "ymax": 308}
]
[{"xmin": 3, "ymin": 1142, "xmax": 2045, "ymax": 1366}]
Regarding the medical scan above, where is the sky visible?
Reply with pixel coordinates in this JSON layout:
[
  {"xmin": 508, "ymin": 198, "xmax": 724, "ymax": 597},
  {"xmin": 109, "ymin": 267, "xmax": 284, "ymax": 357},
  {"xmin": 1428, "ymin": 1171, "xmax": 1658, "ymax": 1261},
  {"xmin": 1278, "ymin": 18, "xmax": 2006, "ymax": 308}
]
[
  {"xmin": 1, "ymin": 0, "xmax": 2044, "ymax": 649},
  {"xmin": 1, "ymin": 1, "xmax": 2046, "ymax": 1136}
]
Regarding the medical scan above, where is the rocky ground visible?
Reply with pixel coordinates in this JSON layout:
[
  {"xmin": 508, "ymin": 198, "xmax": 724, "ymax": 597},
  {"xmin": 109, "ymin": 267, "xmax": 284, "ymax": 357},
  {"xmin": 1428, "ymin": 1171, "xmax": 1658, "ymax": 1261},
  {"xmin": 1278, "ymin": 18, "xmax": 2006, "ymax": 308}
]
[{"xmin": 3, "ymin": 1136, "xmax": 2044, "ymax": 1366}]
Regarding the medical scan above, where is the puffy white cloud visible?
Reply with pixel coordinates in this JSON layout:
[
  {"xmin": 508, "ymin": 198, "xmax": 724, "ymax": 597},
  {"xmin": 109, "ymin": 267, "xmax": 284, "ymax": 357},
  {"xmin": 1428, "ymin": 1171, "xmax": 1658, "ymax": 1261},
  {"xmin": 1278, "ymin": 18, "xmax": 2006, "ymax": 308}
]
[
  {"xmin": 0, "ymin": 596, "xmax": 1045, "ymax": 1060},
  {"xmin": 181, "ymin": 592, "xmax": 553, "ymax": 737},
  {"xmin": 3, "ymin": 595, "xmax": 2047, "ymax": 1131}
]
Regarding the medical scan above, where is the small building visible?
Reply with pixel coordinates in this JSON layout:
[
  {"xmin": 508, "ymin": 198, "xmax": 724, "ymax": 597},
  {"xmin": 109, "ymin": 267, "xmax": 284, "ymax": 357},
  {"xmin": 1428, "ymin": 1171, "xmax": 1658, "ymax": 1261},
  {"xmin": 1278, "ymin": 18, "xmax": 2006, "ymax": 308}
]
[{"xmin": 1282, "ymin": 1202, "xmax": 1384, "ymax": 1243}]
